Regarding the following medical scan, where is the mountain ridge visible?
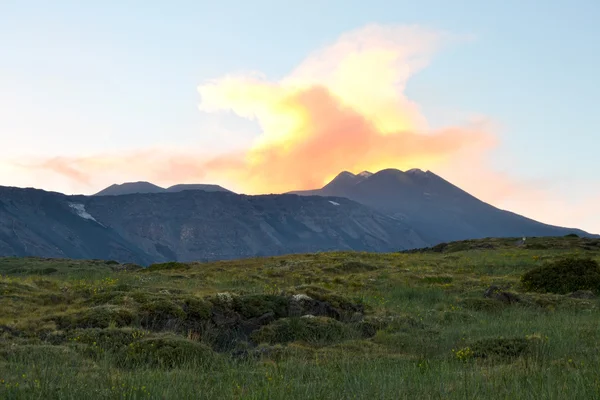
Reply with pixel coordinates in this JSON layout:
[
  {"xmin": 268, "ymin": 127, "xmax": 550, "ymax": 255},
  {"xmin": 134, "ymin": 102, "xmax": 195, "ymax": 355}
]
[
  {"xmin": 1, "ymin": 168, "xmax": 595, "ymax": 265},
  {"xmin": 94, "ymin": 181, "xmax": 232, "ymax": 196},
  {"xmin": 0, "ymin": 185, "xmax": 427, "ymax": 264}
]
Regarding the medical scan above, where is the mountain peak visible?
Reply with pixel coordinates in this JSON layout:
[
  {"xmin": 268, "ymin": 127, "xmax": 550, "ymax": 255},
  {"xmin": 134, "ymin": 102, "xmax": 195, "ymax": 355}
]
[
  {"xmin": 406, "ymin": 168, "xmax": 430, "ymax": 177},
  {"xmin": 94, "ymin": 181, "xmax": 164, "ymax": 196},
  {"xmin": 166, "ymin": 184, "xmax": 232, "ymax": 194},
  {"xmin": 337, "ymin": 171, "xmax": 356, "ymax": 178},
  {"xmin": 95, "ymin": 182, "xmax": 232, "ymax": 196},
  {"xmin": 357, "ymin": 171, "xmax": 373, "ymax": 178}
]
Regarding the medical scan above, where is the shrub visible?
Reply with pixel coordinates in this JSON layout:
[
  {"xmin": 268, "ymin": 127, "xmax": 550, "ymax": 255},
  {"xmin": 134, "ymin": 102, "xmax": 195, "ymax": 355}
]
[
  {"xmin": 431, "ymin": 242, "xmax": 448, "ymax": 252},
  {"xmin": 68, "ymin": 327, "xmax": 146, "ymax": 352},
  {"xmin": 469, "ymin": 337, "xmax": 532, "ymax": 361},
  {"xmin": 113, "ymin": 263, "xmax": 143, "ymax": 272},
  {"xmin": 232, "ymin": 294, "xmax": 289, "ymax": 319},
  {"xmin": 183, "ymin": 297, "xmax": 212, "ymax": 321},
  {"xmin": 139, "ymin": 299, "xmax": 186, "ymax": 329},
  {"xmin": 86, "ymin": 291, "xmax": 129, "ymax": 306},
  {"xmin": 147, "ymin": 262, "xmax": 190, "ymax": 271},
  {"xmin": 521, "ymin": 257, "xmax": 600, "ymax": 294},
  {"xmin": 300, "ymin": 288, "xmax": 365, "ymax": 318},
  {"xmin": 422, "ymin": 276, "xmax": 453, "ymax": 284},
  {"xmin": 118, "ymin": 335, "xmax": 215, "ymax": 368},
  {"xmin": 355, "ymin": 316, "xmax": 389, "ymax": 338},
  {"xmin": 54, "ymin": 306, "xmax": 135, "ymax": 329},
  {"xmin": 336, "ymin": 261, "xmax": 378, "ymax": 273},
  {"xmin": 251, "ymin": 317, "xmax": 356, "ymax": 345}
]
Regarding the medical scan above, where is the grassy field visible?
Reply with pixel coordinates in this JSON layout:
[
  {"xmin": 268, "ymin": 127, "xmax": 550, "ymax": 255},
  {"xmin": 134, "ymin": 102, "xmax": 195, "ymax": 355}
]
[{"xmin": 1, "ymin": 236, "xmax": 599, "ymax": 399}]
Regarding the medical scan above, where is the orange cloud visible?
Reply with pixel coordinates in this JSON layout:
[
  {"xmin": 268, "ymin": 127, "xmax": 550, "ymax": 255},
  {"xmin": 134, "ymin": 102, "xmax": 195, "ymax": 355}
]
[
  {"xmin": 196, "ymin": 24, "xmax": 492, "ymax": 192},
  {"xmin": 11, "ymin": 24, "xmax": 598, "ymax": 233},
  {"xmin": 24, "ymin": 25, "xmax": 489, "ymax": 195},
  {"xmin": 200, "ymin": 85, "xmax": 492, "ymax": 193}
]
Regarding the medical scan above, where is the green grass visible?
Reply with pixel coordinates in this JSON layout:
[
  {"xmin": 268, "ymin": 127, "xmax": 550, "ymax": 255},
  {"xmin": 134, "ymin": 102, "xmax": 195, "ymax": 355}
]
[{"xmin": 1, "ymin": 236, "xmax": 600, "ymax": 399}]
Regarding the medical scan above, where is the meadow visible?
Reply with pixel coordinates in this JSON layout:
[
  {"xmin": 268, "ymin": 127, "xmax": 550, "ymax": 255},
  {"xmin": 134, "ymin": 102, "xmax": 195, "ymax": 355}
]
[{"xmin": 0, "ymin": 236, "xmax": 599, "ymax": 399}]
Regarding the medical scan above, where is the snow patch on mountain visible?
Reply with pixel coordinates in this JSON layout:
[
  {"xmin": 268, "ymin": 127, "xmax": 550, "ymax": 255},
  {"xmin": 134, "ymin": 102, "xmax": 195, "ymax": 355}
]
[{"xmin": 69, "ymin": 203, "xmax": 105, "ymax": 227}]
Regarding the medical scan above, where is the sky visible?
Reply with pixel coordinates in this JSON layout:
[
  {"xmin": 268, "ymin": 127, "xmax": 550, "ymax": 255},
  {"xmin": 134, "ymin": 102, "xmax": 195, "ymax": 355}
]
[{"xmin": 1, "ymin": 0, "xmax": 599, "ymax": 233}]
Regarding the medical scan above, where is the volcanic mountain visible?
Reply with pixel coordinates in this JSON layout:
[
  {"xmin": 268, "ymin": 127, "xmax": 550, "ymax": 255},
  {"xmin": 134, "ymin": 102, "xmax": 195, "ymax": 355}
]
[
  {"xmin": 289, "ymin": 168, "xmax": 591, "ymax": 243},
  {"xmin": 0, "ymin": 168, "xmax": 594, "ymax": 265}
]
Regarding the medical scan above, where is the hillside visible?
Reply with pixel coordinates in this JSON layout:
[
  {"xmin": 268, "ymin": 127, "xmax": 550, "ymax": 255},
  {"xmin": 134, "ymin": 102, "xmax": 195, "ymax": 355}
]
[
  {"xmin": 0, "ymin": 186, "xmax": 427, "ymax": 264},
  {"xmin": 290, "ymin": 168, "xmax": 593, "ymax": 243},
  {"xmin": 0, "ymin": 236, "xmax": 599, "ymax": 398}
]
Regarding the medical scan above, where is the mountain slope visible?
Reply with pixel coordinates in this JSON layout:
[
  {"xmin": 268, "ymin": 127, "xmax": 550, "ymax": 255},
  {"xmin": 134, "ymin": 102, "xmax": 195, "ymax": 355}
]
[
  {"xmin": 290, "ymin": 168, "xmax": 593, "ymax": 243},
  {"xmin": 0, "ymin": 186, "xmax": 428, "ymax": 264},
  {"xmin": 0, "ymin": 187, "xmax": 154, "ymax": 264}
]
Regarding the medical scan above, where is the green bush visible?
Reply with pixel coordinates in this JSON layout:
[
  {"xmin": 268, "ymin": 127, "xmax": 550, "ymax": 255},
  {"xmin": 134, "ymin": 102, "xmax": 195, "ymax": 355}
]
[
  {"xmin": 86, "ymin": 291, "xmax": 129, "ymax": 306},
  {"xmin": 139, "ymin": 299, "xmax": 186, "ymax": 329},
  {"xmin": 422, "ymin": 276, "xmax": 453, "ymax": 284},
  {"xmin": 231, "ymin": 294, "xmax": 289, "ymax": 319},
  {"xmin": 147, "ymin": 262, "xmax": 190, "ymax": 271},
  {"xmin": 300, "ymin": 288, "xmax": 365, "ymax": 318},
  {"xmin": 68, "ymin": 328, "xmax": 146, "ymax": 351},
  {"xmin": 521, "ymin": 257, "xmax": 600, "ymax": 294},
  {"xmin": 118, "ymin": 335, "xmax": 215, "ymax": 368},
  {"xmin": 355, "ymin": 316, "xmax": 389, "ymax": 338},
  {"xmin": 251, "ymin": 317, "xmax": 356, "ymax": 345},
  {"xmin": 469, "ymin": 337, "xmax": 534, "ymax": 361},
  {"xmin": 183, "ymin": 297, "xmax": 212, "ymax": 321},
  {"xmin": 54, "ymin": 306, "xmax": 135, "ymax": 329},
  {"xmin": 336, "ymin": 261, "xmax": 378, "ymax": 273}
]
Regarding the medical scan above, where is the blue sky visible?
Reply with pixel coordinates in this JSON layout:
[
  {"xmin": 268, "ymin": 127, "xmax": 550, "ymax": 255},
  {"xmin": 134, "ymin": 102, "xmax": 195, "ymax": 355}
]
[{"xmin": 1, "ymin": 0, "xmax": 599, "ymax": 232}]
